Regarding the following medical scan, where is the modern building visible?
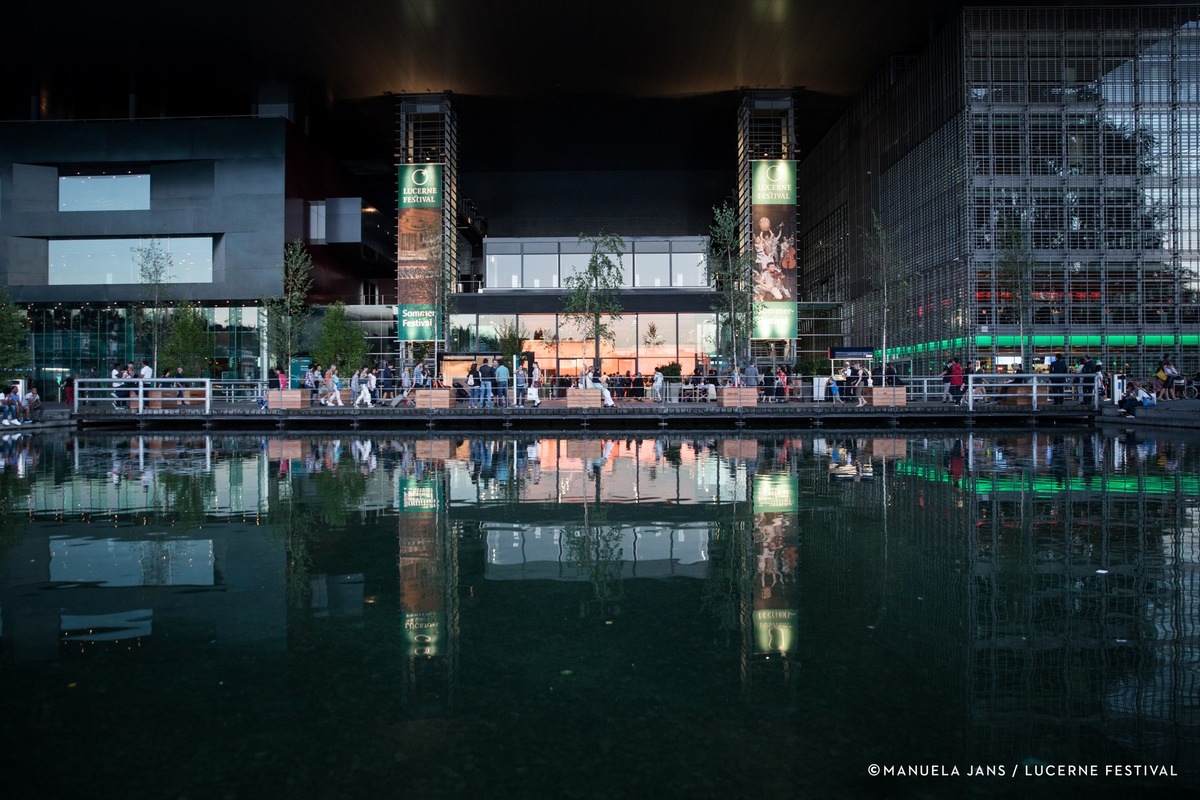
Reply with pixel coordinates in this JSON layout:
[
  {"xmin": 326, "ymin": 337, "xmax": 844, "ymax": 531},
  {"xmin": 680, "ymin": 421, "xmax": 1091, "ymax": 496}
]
[
  {"xmin": 799, "ymin": 4, "xmax": 1200, "ymax": 376},
  {"xmin": 1, "ymin": 3, "xmax": 1197, "ymax": 394}
]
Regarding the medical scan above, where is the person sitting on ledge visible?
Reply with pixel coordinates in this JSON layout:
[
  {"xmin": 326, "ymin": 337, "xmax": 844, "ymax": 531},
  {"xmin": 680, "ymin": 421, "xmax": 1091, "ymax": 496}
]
[
  {"xmin": 1119, "ymin": 380, "xmax": 1152, "ymax": 417},
  {"xmin": 581, "ymin": 368, "xmax": 616, "ymax": 407}
]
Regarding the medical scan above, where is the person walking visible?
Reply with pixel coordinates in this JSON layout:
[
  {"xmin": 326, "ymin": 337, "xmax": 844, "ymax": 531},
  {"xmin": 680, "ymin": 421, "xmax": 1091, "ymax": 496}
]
[
  {"xmin": 324, "ymin": 365, "xmax": 344, "ymax": 406},
  {"xmin": 652, "ymin": 367, "xmax": 665, "ymax": 403}
]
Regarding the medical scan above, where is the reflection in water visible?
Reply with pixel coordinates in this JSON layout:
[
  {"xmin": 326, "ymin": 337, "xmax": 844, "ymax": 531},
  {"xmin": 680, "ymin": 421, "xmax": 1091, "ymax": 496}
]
[{"xmin": 0, "ymin": 430, "xmax": 1196, "ymax": 797}]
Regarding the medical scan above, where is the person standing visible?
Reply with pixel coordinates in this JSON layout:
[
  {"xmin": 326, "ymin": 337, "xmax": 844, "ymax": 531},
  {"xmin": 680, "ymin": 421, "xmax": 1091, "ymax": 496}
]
[
  {"xmin": 514, "ymin": 365, "xmax": 528, "ymax": 407},
  {"xmin": 479, "ymin": 359, "xmax": 495, "ymax": 407},
  {"xmin": 466, "ymin": 362, "xmax": 481, "ymax": 407},
  {"xmin": 1049, "ymin": 353, "xmax": 1069, "ymax": 405},
  {"xmin": 529, "ymin": 361, "xmax": 542, "ymax": 407},
  {"xmin": 744, "ymin": 362, "xmax": 759, "ymax": 397},
  {"xmin": 494, "ymin": 358, "xmax": 510, "ymax": 408},
  {"xmin": 652, "ymin": 367, "xmax": 665, "ymax": 403},
  {"xmin": 949, "ymin": 357, "xmax": 965, "ymax": 405}
]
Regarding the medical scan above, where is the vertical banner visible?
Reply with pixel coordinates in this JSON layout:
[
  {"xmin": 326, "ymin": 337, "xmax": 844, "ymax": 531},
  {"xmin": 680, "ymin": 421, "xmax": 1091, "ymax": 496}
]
[
  {"xmin": 397, "ymin": 164, "xmax": 444, "ymax": 339},
  {"xmin": 750, "ymin": 160, "xmax": 798, "ymax": 339},
  {"xmin": 398, "ymin": 476, "xmax": 445, "ymax": 658},
  {"xmin": 751, "ymin": 473, "xmax": 800, "ymax": 654}
]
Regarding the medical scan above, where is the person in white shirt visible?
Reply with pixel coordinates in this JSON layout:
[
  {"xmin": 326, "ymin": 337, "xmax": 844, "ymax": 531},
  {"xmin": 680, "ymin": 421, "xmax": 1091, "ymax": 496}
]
[
  {"xmin": 354, "ymin": 368, "xmax": 373, "ymax": 407},
  {"xmin": 582, "ymin": 368, "xmax": 616, "ymax": 407},
  {"xmin": 139, "ymin": 360, "xmax": 153, "ymax": 382},
  {"xmin": 652, "ymin": 368, "xmax": 665, "ymax": 403}
]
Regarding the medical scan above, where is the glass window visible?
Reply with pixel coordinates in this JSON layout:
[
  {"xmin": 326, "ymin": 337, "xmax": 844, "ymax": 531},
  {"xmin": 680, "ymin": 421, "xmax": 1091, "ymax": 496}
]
[
  {"xmin": 523, "ymin": 254, "xmax": 559, "ymax": 288},
  {"xmin": 449, "ymin": 314, "xmax": 476, "ymax": 351},
  {"xmin": 633, "ymin": 253, "xmax": 669, "ymax": 287},
  {"xmin": 671, "ymin": 252, "xmax": 707, "ymax": 287},
  {"xmin": 48, "ymin": 237, "xmax": 213, "ymax": 285},
  {"xmin": 59, "ymin": 175, "xmax": 151, "ymax": 212},
  {"xmin": 486, "ymin": 254, "xmax": 521, "ymax": 289}
]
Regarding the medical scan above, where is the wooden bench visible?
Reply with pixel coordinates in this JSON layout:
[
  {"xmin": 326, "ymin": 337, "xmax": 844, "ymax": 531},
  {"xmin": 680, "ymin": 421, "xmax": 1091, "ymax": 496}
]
[
  {"xmin": 564, "ymin": 388, "xmax": 604, "ymax": 408},
  {"xmin": 716, "ymin": 387, "xmax": 757, "ymax": 407},
  {"xmin": 862, "ymin": 387, "xmax": 907, "ymax": 406},
  {"xmin": 994, "ymin": 383, "xmax": 1050, "ymax": 407},
  {"xmin": 409, "ymin": 388, "xmax": 454, "ymax": 409},
  {"xmin": 267, "ymin": 389, "xmax": 311, "ymax": 409}
]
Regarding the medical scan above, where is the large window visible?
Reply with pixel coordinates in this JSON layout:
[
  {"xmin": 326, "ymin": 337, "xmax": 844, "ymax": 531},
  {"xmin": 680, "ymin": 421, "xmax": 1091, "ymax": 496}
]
[
  {"xmin": 59, "ymin": 175, "xmax": 150, "ymax": 212},
  {"xmin": 49, "ymin": 237, "xmax": 214, "ymax": 285}
]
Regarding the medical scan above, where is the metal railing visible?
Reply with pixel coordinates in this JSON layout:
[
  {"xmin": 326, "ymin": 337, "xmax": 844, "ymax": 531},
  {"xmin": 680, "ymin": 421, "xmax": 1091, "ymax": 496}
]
[
  {"xmin": 73, "ymin": 378, "xmax": 270, "ymax": 415},
  {"xmin": 69, "ymin": 374, "xmax": 1104, "ymax": 414}
]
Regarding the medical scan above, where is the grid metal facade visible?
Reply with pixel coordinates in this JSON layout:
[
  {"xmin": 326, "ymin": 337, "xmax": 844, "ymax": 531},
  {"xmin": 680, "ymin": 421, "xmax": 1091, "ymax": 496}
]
[{"xmin": 797, "ymin": 5, "xmax": 1200, "ymax": 378}]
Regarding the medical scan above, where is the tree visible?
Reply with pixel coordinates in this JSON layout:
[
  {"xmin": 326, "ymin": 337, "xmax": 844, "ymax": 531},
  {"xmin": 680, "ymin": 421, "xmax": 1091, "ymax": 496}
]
[
  {"xmin": 0, "ymin": 286, "xmax": 30, "ymax": 383},
  {"xmin": 134, "ymin": 237, "xmax": 174, "ymax": 374},
  {"xmin": 706, "ymin": 203, "xmax": 755, "ymax": 369},
  {"xmin": 563, "ymin": 232, "xmax": 625, "ymax": 372},
  {"xmin": 495, "ymin": 319, "xmax": 529, "ymax": 366},
  {"xmin": 264, "ymin": 240, "xmax": 315, "ymax": 384},
  {"xmin": 313, "ymin": 302, "xmax": 367, "ymax": 373},
  {"xmin": 161, "ymin": 302, "xmax": 212, "ymax": 378},
  {"xmin": 996, "ymin": 216, "xmax": 1035, "ymax": 372},
  {"xmin": 862, "ymin": 212, "xmax": 909, "ymax": 370}
]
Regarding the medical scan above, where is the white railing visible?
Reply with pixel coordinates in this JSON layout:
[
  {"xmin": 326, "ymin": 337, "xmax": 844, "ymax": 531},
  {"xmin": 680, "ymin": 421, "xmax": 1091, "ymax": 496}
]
[{"xmin": 72, "ymin": 378, "xmax": 269, "ymax": 415}]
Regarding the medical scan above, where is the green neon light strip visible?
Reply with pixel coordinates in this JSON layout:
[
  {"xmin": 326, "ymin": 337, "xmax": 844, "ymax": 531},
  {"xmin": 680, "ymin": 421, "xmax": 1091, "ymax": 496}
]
[
  {"xmin": 894, "ymin": 462, "xmax": 1199, "ymax": 496},
  {"xmin": 889, "ymin": 334, "xmax": 1196, "ymax": 360}
]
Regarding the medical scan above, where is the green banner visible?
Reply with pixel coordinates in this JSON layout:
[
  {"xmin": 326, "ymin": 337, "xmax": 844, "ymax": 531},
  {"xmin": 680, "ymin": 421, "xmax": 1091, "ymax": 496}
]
[
  {"xmin": 398, "ymin": 477, "xmax": 440, "ymax": 511},
  {"xmin": 397, "ymin": 304, "xmax": 440, "ymax": 342},
  {"xmin": 754, "ymin": 302, "xmax": 797, "ymax": 339},
  {"xmin": 398, "ymin": 164, "xmax": 442, "ymax": 208},
  {"xmin": 754, "ymin": 474, "xmax": 798, "ymax": 513},
  {"xmin": 751, "ymin": 160, "xmax": 796, "ymax": 204},
  {"xmin": 753, "ymin": 608, "xmax": 799, "ymax": 654}
]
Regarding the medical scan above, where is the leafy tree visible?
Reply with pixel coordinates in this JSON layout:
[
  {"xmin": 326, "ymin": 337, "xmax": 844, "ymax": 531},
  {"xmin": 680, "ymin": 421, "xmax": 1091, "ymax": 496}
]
[
  {"xmin": 0, "ymin": 287, "xmax": 30, "ymax": 383},
  {"xmin": 996, "ymin": 216, "xmax": 1035, "ymax": 372},
  {"xmin": 134, "ymin": 237, "xmax": 174, "ymax": 374},
  {"xmin": 264, "ymin": 240, "xmax": 315, "ymax": 384},
  {"xmin": 161, "ymin": 302, "xmax": 212, "ymax": 378},
  {"xmin": 313, "ymin": 302, "xmax": 367, "ymax": 373},
  {"xmin": 495, "ymin": 319, "xmax": 529, "ymax": 365},
  {"xmin": 563, "ymin": 232, "xmax": 625, "ymax": 372},
  {"xmin": 706, "ymin": 203, "xmax": 755, "ymax": 368}
]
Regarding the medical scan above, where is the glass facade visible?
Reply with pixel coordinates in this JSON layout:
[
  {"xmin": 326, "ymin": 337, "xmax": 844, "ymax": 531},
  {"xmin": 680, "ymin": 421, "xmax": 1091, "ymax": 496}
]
[
  {"xmin": 48, "ymin": 236, "xmax": 214, "ymax": 285},
  {"xmin": 58, "ymin": 174, "xmax": 150, "ymax": 212},
  {"xmin": 27, "ymin": 304, "xmax": 263, "ymax": 399},
  {"xmin": 482, "ymin": 237, "xmax": 708, "ymax": 290},
  {"xmin": 796, "ymin": 5, "xmax": 1200, "ymax": 377}
]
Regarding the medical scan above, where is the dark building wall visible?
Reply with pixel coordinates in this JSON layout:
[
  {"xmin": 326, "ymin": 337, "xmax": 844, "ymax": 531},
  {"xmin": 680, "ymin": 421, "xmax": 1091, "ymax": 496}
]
[
  {"xmin": 0, "ymin": 117, "xmax": 291, "ymax": 304},
  {"xmin": 462, "ymin": 169, "xmax": 734, "ymax": 238}
]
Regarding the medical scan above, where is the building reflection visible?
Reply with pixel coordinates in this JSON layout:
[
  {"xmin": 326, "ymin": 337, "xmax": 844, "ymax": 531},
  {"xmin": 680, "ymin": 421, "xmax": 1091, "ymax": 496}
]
[{"xmin": 0, "ymin": 430, "xmax": 1195, "ymax": 772}]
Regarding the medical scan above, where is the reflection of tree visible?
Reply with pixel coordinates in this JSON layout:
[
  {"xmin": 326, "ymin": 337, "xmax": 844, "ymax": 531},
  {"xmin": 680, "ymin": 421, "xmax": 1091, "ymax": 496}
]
[
  {"xmin": 564, "ymin": 505, "xmax": 624, "ymax": 618},
  {"xmin": 312, "ymin": 465, "xmax": 368, "ymax": 529},
  {"xmin": 701, "ymin": 517, "xmax": 753, "ymax": 637},
  {"xmin": 154, "ymin": 471, "xmax": 214, "ymax": 530}
]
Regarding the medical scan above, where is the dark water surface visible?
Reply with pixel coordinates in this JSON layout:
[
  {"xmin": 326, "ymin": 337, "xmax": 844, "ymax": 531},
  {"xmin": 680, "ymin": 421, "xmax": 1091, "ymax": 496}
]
[{"xmin": 0, "ymin": 430, "xmax": 1196, "ymax": 799}]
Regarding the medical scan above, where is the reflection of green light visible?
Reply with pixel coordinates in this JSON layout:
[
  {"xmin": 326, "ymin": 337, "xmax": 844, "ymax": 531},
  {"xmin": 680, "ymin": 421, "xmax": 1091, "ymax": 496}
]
[{"xmin": 894, "ymin": 462, "xmax": 1199, "ymax": 496}]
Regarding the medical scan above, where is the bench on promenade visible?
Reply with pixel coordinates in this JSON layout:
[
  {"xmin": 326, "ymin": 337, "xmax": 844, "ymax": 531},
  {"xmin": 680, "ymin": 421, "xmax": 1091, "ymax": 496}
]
[
  {"xmin": 716, "ymin": 387, "xmax": 757, "ymax": 407},
  {"xmin": 564, "ymin": 389, "xmax": 604, "ymax": 408},
  {"xmin": 862, "ymin": 387, "xmax": 907, "ymax": 407},
  {"xmin": 267, "ymin": 389, "xmax": 312, "ymax": 409}
]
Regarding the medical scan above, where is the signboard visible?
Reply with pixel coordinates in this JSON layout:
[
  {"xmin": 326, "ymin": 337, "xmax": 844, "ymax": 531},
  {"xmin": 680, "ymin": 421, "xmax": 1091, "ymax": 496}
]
[
  {"xmin": 398, "ymin": 477, "xmax": 440, "ymax": 512},
  {"xmin": 750, "ymin": 159, "xmax": 798, "ymax": 339},
  {"xmin": 830, "ymin": 347, "xmax": 876, "ymax": 360},
  {"xmin": 754, "ymin": 474, "xmax": 798, "ymax": 514},
  {"xmin": 397, "ymin": 163, "xmax": 444, "ymax": 312},
  {"xmin": 398, "ymin": 164, "xmax": 442, "ymax": 209},
  {"xmin": 397, "ymin": 304, "xmax": 440, "ymax": 342}
]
